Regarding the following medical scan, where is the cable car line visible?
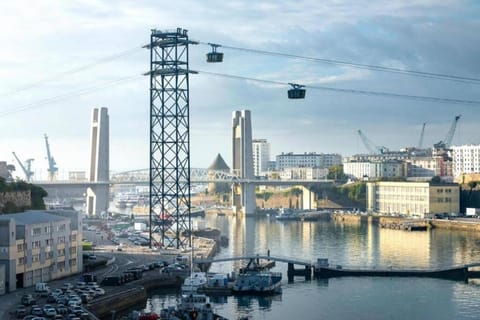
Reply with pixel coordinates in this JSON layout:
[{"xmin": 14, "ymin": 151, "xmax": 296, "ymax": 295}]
[
  {"xmin": 197, "ymin": 41, "xmax": 480, "ymax": 84},
  {"xmin": 0, "ymin": 46, "xmax": 143, "ymax": 98},
  {"xmin": 194, "ymin": 69, "xmax": 480, "ymax": 106},
  {"xmin": 0, "ymin": 74, "xmax": 142, "ymax": 118}
]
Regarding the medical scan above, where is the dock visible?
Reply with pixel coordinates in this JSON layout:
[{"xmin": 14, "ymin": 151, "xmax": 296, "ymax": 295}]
[
  {"xmin": 379, "ymin": 221, "xmax": 429, "ymax": 231},
  {"xmin": 314, "ymin": 262, "xmax": 469, "ymax": 281}
]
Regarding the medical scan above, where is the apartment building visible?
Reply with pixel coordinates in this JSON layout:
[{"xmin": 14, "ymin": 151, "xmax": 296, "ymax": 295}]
[
  {"xmin": 276, "ymin": 152, "xmax": 342, "ymax": 170},
  {"xmin": 452, "ymin": 144, "xmax": 480, "ymax": 178},
  {"xmin": 0, "ymin": 209, "xmax": 82, "ymax": 292},
  {"xmin": 367, "ymin": 181, "xmax": 460, "ymax": 218}
]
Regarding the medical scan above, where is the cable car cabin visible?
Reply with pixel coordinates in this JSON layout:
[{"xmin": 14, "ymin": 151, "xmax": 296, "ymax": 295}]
[
  {"xmin": 206, "ymin": 51, "xmax": 223, "ymax": 63},
  {"xmin": 288, "ymin": 87, "xmax": 306, "ymax": 99}
]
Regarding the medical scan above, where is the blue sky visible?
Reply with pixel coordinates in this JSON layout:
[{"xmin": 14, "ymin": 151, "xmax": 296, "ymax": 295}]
[{"xmin": 0, "ymin": 0, "xmax": 479, "ymax": 178}]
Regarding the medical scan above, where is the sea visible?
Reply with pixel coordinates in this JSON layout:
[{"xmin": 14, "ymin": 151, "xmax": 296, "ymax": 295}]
[{"xmin": 129, "ymin": 214, "xmax": 480, "ymax": 320}]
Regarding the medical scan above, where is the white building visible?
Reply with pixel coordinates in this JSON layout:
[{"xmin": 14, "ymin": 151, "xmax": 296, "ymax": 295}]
[
  {"xmin": 252, "ymin": 139, "xmax": 270, "ymax": 177},
  {"xmin": 343, "ymin": 160, "xmax": 404, "ymax": 180},
  {"xmin": 452, "ymin": 144, "xmax": 480, "ymax": 178},
  {"xmin": 276, "ymin": 152, "xmax": 342, "ymax": 170},
  {"xmin": 279, "ymin": 167, "xmax": 329, "ymax": 180}
]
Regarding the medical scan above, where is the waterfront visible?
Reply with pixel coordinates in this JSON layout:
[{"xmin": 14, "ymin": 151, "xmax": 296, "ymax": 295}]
[{"xmin": 140, "ymin": 215, "xmax": 480, "ymax": 320}]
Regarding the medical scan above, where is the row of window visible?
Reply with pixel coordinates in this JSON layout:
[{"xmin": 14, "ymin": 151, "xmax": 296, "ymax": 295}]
[
  {"xmin": 17, "ymin": 235, "xmax": 77, "ymax": 252},
  {"xmin": 31, "ymin": 224, "xmax": 67, "ymax": 237},
  {"xmin": 18, "ymin": 249, "xmax": 76, "ymax": 265}
]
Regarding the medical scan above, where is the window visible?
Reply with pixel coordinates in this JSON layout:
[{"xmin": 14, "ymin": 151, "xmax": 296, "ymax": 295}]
[
  {"xmin": 32, "ymin": 254, "xmax": 40, "ymax": 263},
  {"xmin": 46, "ymin": 239, "xmax": 52, "ymax": 246},
  {"xmin": 17, "ymin": 244, "xmax": 23, "ymax": 252},
  {"xmin": 44, "ymin": 226, "xmax": 52, "ymax": 234},
  {"xmin": 70, "ymin": 234, "xmax": 77, "ymax": 242},
  {"xmin": 46, "ymin": 252, "xmax": 53, "ymax": 259},
  {"xmin": 70, "ymin": 247, "xmax": 77, "ymax": 255},
  {"xmin": 57, "ymin": 261, "xmax": 65, "ymax": 269},
  {"xmin": 32, "ymin": 240, "xmax": 41, "ymax": 249},
  {"xmin": 58, "ymin": 236, "xmax": 65, "ymax": 244},
  {"xmin": 18, "ymin": 257, "xmax": 25, "ymax": 265},
  {"xmin": 32, "ymin": 227, "xmax": 41, "ymax": 236},
  {"xmin": 58, "ymin": 249, "xmax": 65, "ymax": 257},
  {"xmin": 70, "ymin": 259, "xmax": 77, "ymax": 266}
]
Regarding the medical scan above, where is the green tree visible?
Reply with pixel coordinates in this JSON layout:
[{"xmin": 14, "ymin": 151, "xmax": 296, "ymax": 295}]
[{"xmin": 328, "ymin": 165, "xmax": 347, "ymax": 181}]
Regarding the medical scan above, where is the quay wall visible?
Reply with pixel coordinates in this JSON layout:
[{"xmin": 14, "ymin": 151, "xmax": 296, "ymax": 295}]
[
  {"xmin": 88, "ymin": 274, "xmax": 182, "ymax": 318},
  {"xmin": 333, "ymin": 213, "xmax": 480, "ymax": 232},
  {"xmin": 431, "ymin": 219, "xmax": 480, "ymax": 232}
]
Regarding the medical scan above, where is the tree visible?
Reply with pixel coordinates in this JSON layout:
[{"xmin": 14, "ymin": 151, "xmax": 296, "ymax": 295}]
[{"xmin": 328, "ymin": 165, "xmax": 347, "ymax": 181}]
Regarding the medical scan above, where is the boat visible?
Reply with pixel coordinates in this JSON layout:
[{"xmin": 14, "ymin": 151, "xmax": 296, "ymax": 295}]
[
  {"xmin": 198, "ymin": 273, "xmax": 233, "ymax": 295},
  {"xmin": 232, "ymin": 260, "xmax": 282, "ymax": 295},
  {"xmin": 275, "ymin": 208, "xmax": 299, "ymax": 221},
  {"xmin": 157, "ymin": 293, "xmax": 228, "ymax": 319},
  {"xmin": 181, "ymin": 272, "xmax": 208, "ymax": 293}
]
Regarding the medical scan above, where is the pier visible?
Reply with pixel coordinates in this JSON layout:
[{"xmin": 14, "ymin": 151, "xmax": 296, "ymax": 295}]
[{"xmin": 196, "ymin": 254, "xmax": 480, "ymax": 283}]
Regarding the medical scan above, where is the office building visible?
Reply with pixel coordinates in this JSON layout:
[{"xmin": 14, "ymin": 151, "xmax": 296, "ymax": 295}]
[{"xmin": 367, "ymin": 181, "xmax": 460, "ymax": 218}]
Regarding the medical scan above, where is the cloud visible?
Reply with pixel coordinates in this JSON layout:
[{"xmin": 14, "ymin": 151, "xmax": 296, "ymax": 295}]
[{"xmin": 0, "ymin": 0, "xmax": 479, "ymax": 171}]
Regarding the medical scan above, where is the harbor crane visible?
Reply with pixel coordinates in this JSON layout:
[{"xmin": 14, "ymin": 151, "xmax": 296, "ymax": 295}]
[
  {"xmin": 357, "ymin": 130, "xmax": 388, "ymax": 154},
  {"xmin": 434, "ymin": 115, "xmax": 461, "ymax": 150},
  {"xmin": 11, "ymin": 152, "xmax": 34, "ymax": 182},
  {"xmin": 417, "ymin": 122, "xmax": 427, "ymax": 149},
  {"xmin": 44, "ymin": 134, "xmax": 58, "ymax": 181}
]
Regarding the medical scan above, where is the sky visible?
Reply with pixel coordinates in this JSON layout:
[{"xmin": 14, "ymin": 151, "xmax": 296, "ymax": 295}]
[{"xmin": 1, "ymin": 0, "xmax": 479, "ymax": 179}]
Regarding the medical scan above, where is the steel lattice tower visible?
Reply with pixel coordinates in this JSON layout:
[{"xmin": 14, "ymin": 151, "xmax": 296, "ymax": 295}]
[{"xmin": 145, "ymin": 28, "xmax": 197, "ymax": 249}]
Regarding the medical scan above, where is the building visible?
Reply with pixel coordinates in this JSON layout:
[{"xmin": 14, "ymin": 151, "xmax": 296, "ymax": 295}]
[
  {"xmin": 232, "ymin": 110, "xmax": 255, "ymax": 215},
  {"xmin": 207, "ymin": 153, "xmax": 231, "ymax": 194},
  {"xmin": 252, "ymin": 139, "xmax": 270, "ymax": 177},
  {"xmin": 0, "ymin": 161, "xmax": 10, "ymax": 180},
  {"xmin": 344, "ymin": 160, "xmax": 404, "ymax": 180},
  {"xmin": 276, "ymin": 152, "xmax": 342, "ymax": 170},
  {"xmin": 0, "ymin": 210, "xmax": 82, "ymax": 292},
  {"xmin": 279, "ymin": 167, "xmax": 329, "ymax": 180},
  {"xmin": 367, "ymin": 181, "xmax": 460, "ymax": 218},
  {"xmin": 452, "ymin": 144, "xmax": 480, "ymax": 178}
]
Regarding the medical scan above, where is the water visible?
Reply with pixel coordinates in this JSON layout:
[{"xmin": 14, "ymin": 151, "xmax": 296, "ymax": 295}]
[{"xmin": 141, "ymin": 215, "xmax": 480, "ymax": 319}]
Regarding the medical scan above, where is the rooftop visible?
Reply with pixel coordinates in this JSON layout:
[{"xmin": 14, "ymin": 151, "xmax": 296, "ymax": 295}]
[{"xmin": 0, "ymin": 211, "xmax": 69, "ymax": 225}]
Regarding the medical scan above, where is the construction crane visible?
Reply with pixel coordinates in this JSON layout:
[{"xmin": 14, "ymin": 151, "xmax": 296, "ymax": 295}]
[
  {"xmin": 357, "ymin": 130, "xmax": 388, "ymax": 154},
  {"xmin": 434, "ymin": 115, "xmax": 461, "ymax": 150},
  {"xmin": 11, "ymin": 152, "xmax": 34, "ymax": 182},
  {"xmin": 44, "ymin": 134, "xmax": 58, "ymax": 181},
  {"xmin": 417, "ymin": 122, "xmax": 426, "ymax": 149}
]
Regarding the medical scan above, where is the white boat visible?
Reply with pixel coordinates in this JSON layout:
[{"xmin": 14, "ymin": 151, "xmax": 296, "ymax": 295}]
[{"xmin": 181, "ymin": 272, "xmax": 207, "ymax": 293}]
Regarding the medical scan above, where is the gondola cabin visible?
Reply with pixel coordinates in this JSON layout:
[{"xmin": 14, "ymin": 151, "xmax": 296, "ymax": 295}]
[
  {"xmin": 206, "ymin": 51, "xmax": 224, "ymax": 63},
  {"xmin": 206, "ymin": 43, "xmax": 223, "ymax": 63},
  {"xmin": 287, "ymin": 84, "xmax": 306, "ymax": 99}
]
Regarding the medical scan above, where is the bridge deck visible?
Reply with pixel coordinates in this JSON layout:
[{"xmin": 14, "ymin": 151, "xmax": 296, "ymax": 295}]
[{"xmin": 194, "ymin": 254, "xmax": 312, "ymax": 267}]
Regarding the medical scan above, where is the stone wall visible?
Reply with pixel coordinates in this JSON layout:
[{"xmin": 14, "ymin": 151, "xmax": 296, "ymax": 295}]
[{"xmin": 0, "ymin": 191, "xmax": 31, "ymax": 212}]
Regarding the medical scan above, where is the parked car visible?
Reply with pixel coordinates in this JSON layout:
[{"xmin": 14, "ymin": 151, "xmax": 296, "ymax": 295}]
[
  {"xmin": 15, "ymin": 305, "xmax": 27, "ymax": 318},
  {"xmin": 21, "ymin": 294, "xmax": 36, "ymax": 306}
]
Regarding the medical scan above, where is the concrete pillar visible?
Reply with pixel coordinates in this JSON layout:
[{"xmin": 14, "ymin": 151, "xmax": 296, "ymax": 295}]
[
  {"xmin": 231, "ymin": 110, "xmax": 255, "ymax": 215},
  {"xmin": 86, "ymin": 107, "xmax": 109, "ymax": 216},
  {"xmin": 301, "ymin": 186, "xmax": 317, "ymax": 210}
]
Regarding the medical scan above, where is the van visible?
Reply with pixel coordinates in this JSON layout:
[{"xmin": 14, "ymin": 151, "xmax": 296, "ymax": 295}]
[{"xmin": 35, "ymin": 282, "xmax": 50, "ymax": 296}]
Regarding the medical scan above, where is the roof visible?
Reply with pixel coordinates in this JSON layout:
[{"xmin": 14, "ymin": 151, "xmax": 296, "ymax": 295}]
[
  {"xmin": 0, "ymin": 211, "xmax": 68, "ymax": 225},
  {"xmin": 208, "ymin": 153, "xmax": 230, "ymax": 171}
]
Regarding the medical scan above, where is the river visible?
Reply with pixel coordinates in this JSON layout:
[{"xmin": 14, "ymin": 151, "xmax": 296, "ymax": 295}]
[{"xmin": 137, "ymin": 214, "xmax": 480, "ymax": 320}]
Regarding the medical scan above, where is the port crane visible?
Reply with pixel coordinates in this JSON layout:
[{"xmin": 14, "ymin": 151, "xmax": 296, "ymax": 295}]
[
  {"xmin": 11, "ymin": 152, "xmax": 34, "ymax": 182},
  {"xmin": 434, "ymin": 115, "xmax": 461, "ymax": 150},
  {"xmin": 357, "ymin": 130, "xmax": 388, "ymax": 154},
  {"xmin": 417, "ymin": 122, "xmax": 426, "ymax": 149},
  {"xmin": 44, "ymin": 134, "xmax": 58, "ymax": 181}
]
